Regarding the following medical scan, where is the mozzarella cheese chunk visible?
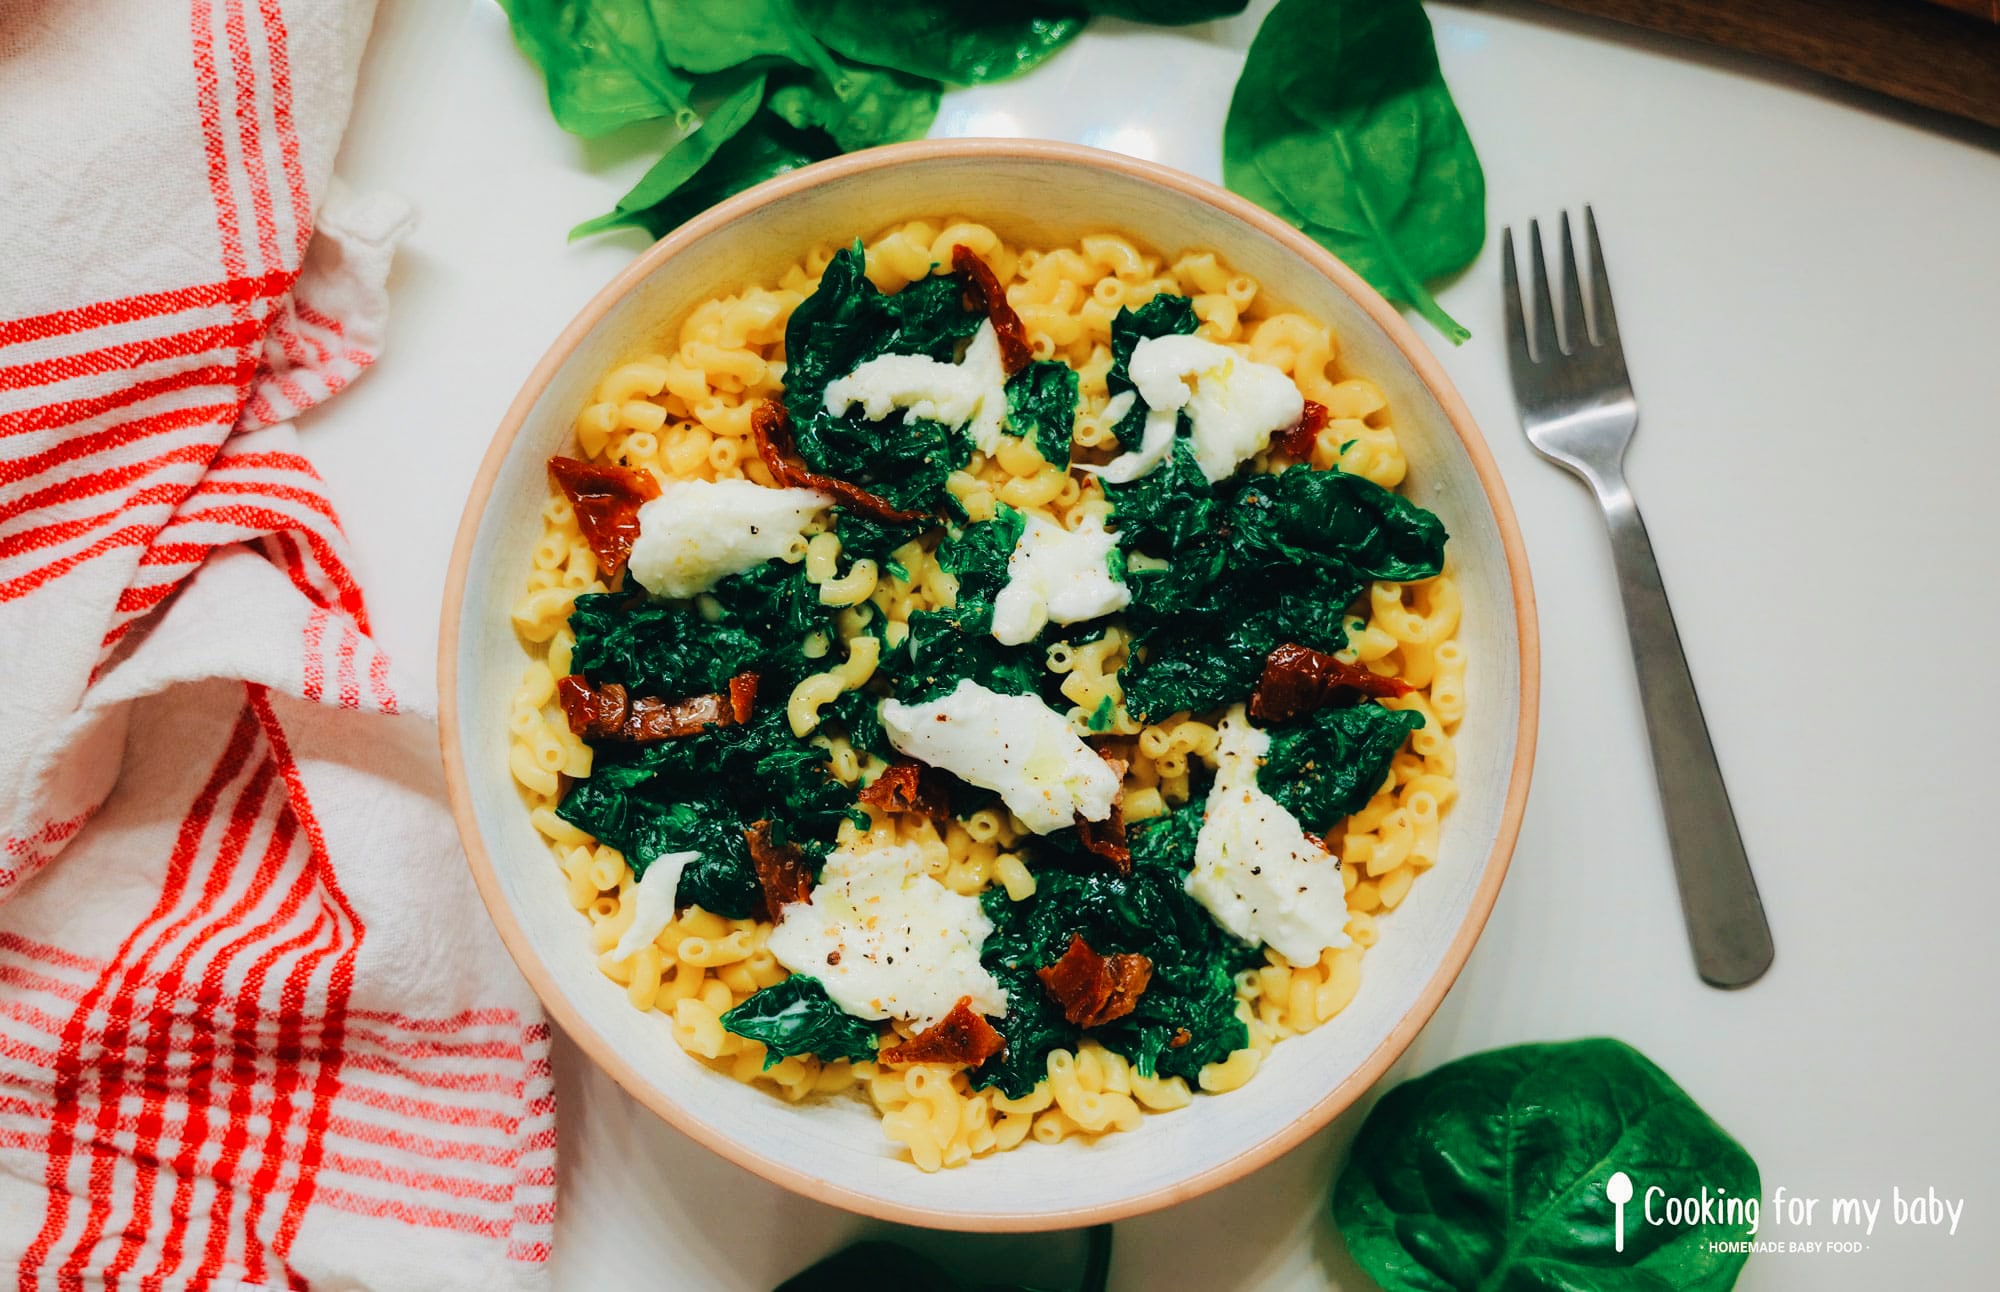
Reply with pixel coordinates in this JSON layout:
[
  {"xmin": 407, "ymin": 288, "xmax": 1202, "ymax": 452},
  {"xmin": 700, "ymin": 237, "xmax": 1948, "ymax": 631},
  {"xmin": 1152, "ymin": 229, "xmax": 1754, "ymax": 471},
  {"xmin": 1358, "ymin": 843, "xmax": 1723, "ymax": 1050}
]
[
  {"xmin": 626, "ymin": 479, "xmax": 829, "ymax": 599},
  {"xmin": 879, "ymin": 679, "xmax": 1119, "ymax": 835},
  {"xmin": 1185, "ymin": 704, "xmax": 1351, "ymax": 966},
  {"xmin": 989, "ymin": 511, "xmax": 1130, "ymax": 645},
  {"xmin": 1089, "ymin": 335, "xmax": 1304, "ymax": 484},
  {"xmin": 609, "ymin": 849, "xmax": 699, "ymax": 962},
  {"xmin": 766, "ymin": 840, "xmax": 1006, "ymax": 1029},
  {"xmin": 1082, "ymin": 389, "xmax": 1179, "ymax": 484},
  {"xmin": 822, "ymin": 319, "xmax": 1011, "ymax": 454}
]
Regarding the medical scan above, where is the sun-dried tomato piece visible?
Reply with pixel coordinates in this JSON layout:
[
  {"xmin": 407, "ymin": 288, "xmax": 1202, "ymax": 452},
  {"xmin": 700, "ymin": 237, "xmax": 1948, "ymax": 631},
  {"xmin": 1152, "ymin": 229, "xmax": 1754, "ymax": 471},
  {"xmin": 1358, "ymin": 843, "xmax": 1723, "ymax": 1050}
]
[
  {"xmin": 1271, "ymin": 400, "xmax": 1329, "ymax": 462},
  {"xmin": 745, "ymin": 820, "xmax": 814, "ymax": 922},
  {"xmin": 951, "ymin": 243, "xmax": 1031, "ymax": 375},
  {"xmin": 1249, "ymin": 641, "xmax": 1413, "ymax": 724},
  {"xmin": 1169, "ymin": 1028, "xmax": 1191, "ymax": 1049},
  {"xmin": 857, "ymin": 761, "xmax": 952, "ymax": 822},
  {"xmin": 879, "ymin": 997, "xmax": 1006, "ymax": 1067},
  {"xmin": 1037, "ymin": 934, "xmax": 1152, "ymax": 1029},
  {"xmin": 557, "ymin": 676, "xmax": 737, "ymax": 742},
  {"xmin": 547, "ymin": 456, "xmax": 660, "ymax": 580},
  {"xmin": 728, "ymin": 671, "xmax": 760, "ymax": 724},
  {"xmin": 750, "ymin": 401, "xmax": 932, "ymax": 526},
  {"xmin": 1074, "ymin": 750, "xmax": 1130, "ymax": 872}
]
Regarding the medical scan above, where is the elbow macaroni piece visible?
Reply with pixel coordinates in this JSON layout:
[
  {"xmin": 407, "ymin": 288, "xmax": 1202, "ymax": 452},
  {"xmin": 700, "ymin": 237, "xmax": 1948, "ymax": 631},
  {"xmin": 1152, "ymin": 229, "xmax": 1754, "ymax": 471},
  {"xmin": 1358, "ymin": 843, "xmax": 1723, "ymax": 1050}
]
[{"xmin": 507, "ymin": 218, "xmax": 1465, "ymax": 1171}]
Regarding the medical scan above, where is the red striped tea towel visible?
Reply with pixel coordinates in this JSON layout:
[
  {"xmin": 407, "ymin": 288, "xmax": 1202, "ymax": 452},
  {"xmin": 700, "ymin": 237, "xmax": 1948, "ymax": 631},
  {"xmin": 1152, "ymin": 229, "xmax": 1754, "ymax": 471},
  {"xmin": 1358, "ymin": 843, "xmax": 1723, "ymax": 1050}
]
[{"xmin": 1, "ymin": 1, "xmax": 556, "ymax": 1286}]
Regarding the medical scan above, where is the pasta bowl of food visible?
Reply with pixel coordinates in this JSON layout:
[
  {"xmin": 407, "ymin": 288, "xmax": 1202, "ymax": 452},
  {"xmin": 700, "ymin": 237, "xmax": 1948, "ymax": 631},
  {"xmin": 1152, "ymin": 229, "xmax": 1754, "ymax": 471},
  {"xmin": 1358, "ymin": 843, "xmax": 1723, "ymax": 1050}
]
[{"xmin": 440, "ymin": 139, "xmax": 1537, "ymax": 1229}]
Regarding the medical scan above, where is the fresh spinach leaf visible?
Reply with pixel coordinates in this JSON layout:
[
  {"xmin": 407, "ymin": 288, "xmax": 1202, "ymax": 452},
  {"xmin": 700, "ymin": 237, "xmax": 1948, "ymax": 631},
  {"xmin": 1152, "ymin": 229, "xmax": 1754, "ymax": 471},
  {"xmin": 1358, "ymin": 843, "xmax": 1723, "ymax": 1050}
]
[
  {"xmin": 721, "ymin": 974, "xmax": 880, "ymax": 1066},
  {"xmin": 973, "ymin": 804, "xmax": 1250, "ymax": 1097},
  {"xmin": 776, "ymin": 1225, "xmax": 1114, "ymax": 1292},
  {"xmin": 572, "ymin": 68, "xmax": 769, "ymax": 240},
  {"xmin": 1334, "ymin": 1039, "xmax": 1760, "ymax": 1292},
  {"xmin": 766, "ymin": 61, "xmax": 941, "ymax": 152},
  {"xmin": 1076, "ymin": 0, "xmax": 1247, "ymax": 20},
  {"xmin": 1223, "ymin": 0, "xmax": 1485, "ymax": 342},
  {"xmin": 1003, "ymin": 360, "xmax": 1079, "ymax": 468},
  {"xmin": 600, "ymin": 110, "xmax": 840, "ymax": 239},
  {"xmin": 655, "ymin": 0, "xmax": 843, "ymax": 78},
  {"xmin": 498, "ymin": 0, "xmax": 700, "ymax": 137},
  {"xmin": 1260, "ymin": 702, "xmax": 1426, "ymax": 830},
  {"xmin": 794, "ymin": 0, "xmax": 1085, "ymax": 86}
]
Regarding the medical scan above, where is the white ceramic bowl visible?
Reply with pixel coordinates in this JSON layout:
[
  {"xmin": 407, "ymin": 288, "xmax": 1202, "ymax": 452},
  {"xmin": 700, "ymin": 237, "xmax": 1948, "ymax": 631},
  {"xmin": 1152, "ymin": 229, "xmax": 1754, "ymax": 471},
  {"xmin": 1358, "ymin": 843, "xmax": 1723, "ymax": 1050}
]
[{"xmin": 440, "ymin": 139, "xmax": 1538, "ymax": 1231}]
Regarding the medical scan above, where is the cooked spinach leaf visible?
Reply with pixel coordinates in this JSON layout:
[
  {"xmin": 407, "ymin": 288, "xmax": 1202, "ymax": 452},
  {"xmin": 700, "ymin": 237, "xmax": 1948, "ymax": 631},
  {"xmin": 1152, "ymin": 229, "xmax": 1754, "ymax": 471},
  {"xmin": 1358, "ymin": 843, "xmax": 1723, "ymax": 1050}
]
[
  {"xmin": 822, "ymin": 686, "xmax": 893, "ymax": 759},
  {"xmin": 780, "ymin": 246, "xmax": 982, "ymax": 512},
  {"xmin": 1003, "ymin": 360, "xmax": 1079, "ymax": 468},
  {"xmin": 776, "ymin": 1225, "xmax": 1113, "ymax": 1292},
  {"xmin": 1224, "ymin": 0, "xmax": 1486, "ymax": 342},
  {"xmin": 896, "ymin": 610, "xmax": 1041, "ymax": 703},
  {"xmin": 1334, "ymin": 1039, "xmax": 1760, "ymax": 1292},
  {"xmin": 794, "ymin": 0, "xmax": 1084, "ymax": 85},
  {"xmin": 1105, "ymin": 294, "xmax": 1200, "ymax": 445},
  {"xmin": 973, "ymin": 802, "xmax": 1250, "ymax": 1097},
  {"xmin": 933, "ymin": 506, "xmax": 1026, "ymax": 635},
  {"xmin": 721, "ymin": 974, "xmax": 880, "ymax": 1066},
  {"xmin": 557, "ymin": 783, "xmax": 763, "ymax": 912},
  {"xmin": 565, "ymin": 591, "xmax": 766, "ymax": 696},
  {"xmin": 498, "ymin": 0, "xmax": 701, "ymax": 137},
  {"xmin": 1261, "ymin": 702, "xmax": 1426, "ymax": 830}
]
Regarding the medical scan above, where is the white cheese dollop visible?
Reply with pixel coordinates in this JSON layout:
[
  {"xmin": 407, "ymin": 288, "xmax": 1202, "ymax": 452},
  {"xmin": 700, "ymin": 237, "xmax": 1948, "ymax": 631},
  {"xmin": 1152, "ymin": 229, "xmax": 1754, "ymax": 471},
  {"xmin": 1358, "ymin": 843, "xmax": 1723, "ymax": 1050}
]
[
  {"xmin": 822, "ymin": 319, "xmax": 1011, "ymax": 454},
  {"xmin": 879, "ymin": 679, "xmax": 1120, "ymax": 835},
  {"xmin": 1084, "ymin": 389, "xmax": 1179, "ymax": 484},
  {"xmin": 989, "ymin": 511, "xmax": 1130, "ymax": 645},
  {"xmin": 1185, "ymin": 704, "xmax": 1351, "ymax": 966},
  {"xmin": 1087, "ymin": 335, "xmax": 1305, "ymax": 484},
  {"xmin": 765, "ymin": 839, "xmax": 1006, "ymax": 1029},
  {"xmin": 609, "ymin": 849, "xmax": 699, "ymax": 962},
  {"xmin": 626, "ymin": 478, "xmax": 829, "ymax": 599}
]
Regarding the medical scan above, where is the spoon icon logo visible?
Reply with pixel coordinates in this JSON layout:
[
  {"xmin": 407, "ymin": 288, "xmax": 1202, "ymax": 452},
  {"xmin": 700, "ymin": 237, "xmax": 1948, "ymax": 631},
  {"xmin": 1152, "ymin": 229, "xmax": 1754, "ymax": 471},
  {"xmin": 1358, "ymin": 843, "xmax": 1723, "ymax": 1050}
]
[{"xmin": 1606, "ymin": 1171, "xmax": 1634, "ymax": 1252}]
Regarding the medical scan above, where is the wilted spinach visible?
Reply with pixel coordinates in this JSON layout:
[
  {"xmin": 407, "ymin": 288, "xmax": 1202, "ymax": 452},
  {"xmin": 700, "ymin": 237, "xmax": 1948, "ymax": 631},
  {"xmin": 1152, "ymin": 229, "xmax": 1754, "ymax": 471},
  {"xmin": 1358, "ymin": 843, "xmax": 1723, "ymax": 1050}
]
[
  {"xmin": 1334, "ymin": 1039, "xmax": 1761, "ymax": 1292},
  {"xmin": 1004, "ymin": 360, "xmax": 1079, "ymax": 468},
  {"xmin": 721, "ymin": 974, "xmax": 880, "ymax": 1066},
  {"xmin": 1261, "ymin": 702, "xmax": 1427, "ymax": 829},
  {"xmin": 1224, "ymin": 0, "xmax": 1486, "ymax": 342}
]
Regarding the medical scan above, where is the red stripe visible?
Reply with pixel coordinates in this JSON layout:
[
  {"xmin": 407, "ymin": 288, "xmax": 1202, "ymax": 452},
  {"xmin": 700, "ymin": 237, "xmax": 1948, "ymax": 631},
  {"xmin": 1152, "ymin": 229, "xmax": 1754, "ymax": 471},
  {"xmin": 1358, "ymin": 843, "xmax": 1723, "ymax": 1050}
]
[
  {"xmin": 0, "ymin": 521, "xmax": 156, "ymax": 603},
  {"xmin": 141, "ymin": 542, "xmax": 214, "ymax": 567},
  {"xmin": 0, "ymin": 363, "xmax": 246, "ymax": 439},
  {"xmin": 0, "ymin": 445, "xmax": 210, "ymax": 526},
  {"xmin": 291, "ymin": 301, "xmax": 345, "ymax": 339},
  {"xmin": 0, "ymin": 963, "xmax": 87, "ymax": 1001},
  {"xmin": 335, "ymin": 618, "xmax": 360, "ymax": 710},
  {"xmin": 0, "ymin": 929, "xmax": 101, "ymax": 971},
  {"xmin": 333, "ymin": 1082, "xmax": 521, "ymax": 1133},
  {"xmin": 0, "ymin": 274, "xmax": 290, "ymax": 350},
  {"xmin": 0, "ymin": 320, "xmax": 260, "ymax": 392},
  {"xmin": 15, "ymin": 706, "xmax": 259, "ymax": 1289},
  {"xmin": 188, "ymin": 477, "xmax": 340, "ymax": 526},
  {"xmin": 324, "ymin": 1116, "xmax": 541, "ymax": 1169},
  {"xmin": 339, "ymin": 1051, "xmax": 526, "ymax": 1096},
  {"xmin": 367, "ymin": 645, "xmax": 397, "ymax": 714},
  {"xmin": 347, "ymin": 1006, "xmax": 523, "ymax": 1033},
  {"xmin": 311, "ymin": 1188, "xmax": 512, "ymax": 1240},
  {"xmin": 208, "ymin": 450, "xmax": 318, "ymax": 476},
  {"xmin": 0, "ymin": 998, "xmax": 71, "ymax": 1036},
  {"xmin": 224, "ymin": 0, "xmax": 281, "ymax": 276},
  {"xmin": 57, "ymin": 751, "xmax": 280, "ymax": 1288},
  {"xmin": 249, "ymin": 686, "xmax": 365, "ymax": 1286},
  {"xmin": 0, "ymin": 402, "xmax": 229, "ymax": 488},
  {"xmin": 255, "ymin": 0, "xmax": 311, "ymax": 260},
  {"xmin": 299, "ymin": 603, "xmax": 326, "ymax": 703},
  {"xmin": 321, "ymin": 1153, "xmax": 517, "ymax": 1205}
]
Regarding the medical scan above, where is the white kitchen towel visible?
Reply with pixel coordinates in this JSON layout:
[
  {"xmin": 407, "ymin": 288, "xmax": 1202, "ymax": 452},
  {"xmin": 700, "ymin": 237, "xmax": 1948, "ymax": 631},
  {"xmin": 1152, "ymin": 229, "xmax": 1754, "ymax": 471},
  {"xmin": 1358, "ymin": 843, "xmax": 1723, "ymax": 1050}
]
[{"xmin": 0, "ymin": 1, "xmax": 555, "ymax": 1286}]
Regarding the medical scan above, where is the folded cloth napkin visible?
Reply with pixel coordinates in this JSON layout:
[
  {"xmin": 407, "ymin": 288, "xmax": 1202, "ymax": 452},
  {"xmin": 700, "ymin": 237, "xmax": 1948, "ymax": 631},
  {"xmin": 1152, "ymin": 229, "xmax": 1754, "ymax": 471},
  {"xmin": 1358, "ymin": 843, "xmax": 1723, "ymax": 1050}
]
[{"xmin": 1, "ymin": 2, "xmax": 555, "ymax": 1287}]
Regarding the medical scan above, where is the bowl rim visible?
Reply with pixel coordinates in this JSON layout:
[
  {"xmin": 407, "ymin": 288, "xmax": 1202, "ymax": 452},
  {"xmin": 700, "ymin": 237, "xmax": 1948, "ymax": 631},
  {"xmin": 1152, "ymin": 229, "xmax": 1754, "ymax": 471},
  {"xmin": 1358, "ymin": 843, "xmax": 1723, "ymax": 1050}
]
[{"xmin": 438, "ymin": 136, "xmax": 1540, "ymax": 1232}]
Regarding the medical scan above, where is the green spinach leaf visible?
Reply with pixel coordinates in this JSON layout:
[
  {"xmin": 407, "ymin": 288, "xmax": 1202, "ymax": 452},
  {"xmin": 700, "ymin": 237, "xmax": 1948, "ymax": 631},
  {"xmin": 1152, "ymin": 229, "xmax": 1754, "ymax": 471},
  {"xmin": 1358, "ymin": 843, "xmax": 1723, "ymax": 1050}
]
[
  {"xmin": 776, "ymin": 1225, "xmax": 1113, "ymax": 1292},
  {"xmin": 766, "ymin": 61, "xmax": 941, "ymax": 152},
  {"xmin": 933, "ymin": 506, "xmax": 1026, "ymax": 635},
  {"xmin": 1004, "ymin": 360, "xmax": 1079, "ymax": 468},
  {"xmin": 1077, "ymin": 0, "xmax": 1247, "ymax": 20},
  {"xmin": 655, "ymin": 0, "xmax": 843, "ymax": 78},
  {"xmin": 973, "ymin": 803, "xmax": 1250, "ymax": 1097},
  {"xmin": 598, "ymin": 111, "xmax": 840, "ymax": 239},
  {"xmin": 1334, "ymin": 1039, "xmax": 1760, "ymax": 1292},
  {"xmin": 794, "ymin": 0, "xmax": 1084, "ymax": 85},
  {"xmin": 498, "ymin": 0, "xmax": 700, "ymax": 137},
  {"xmin": 721, "ymin": 974, "xmax": 880, "ymax": 1066},
  {"xmin": 1260, "ymin": 702, "xmax": 1426, "ymax": 830},
  {"xmin": 1223, "ymin": 0, "xmax": 1486, "ymax": 342},
  {"xmin": 1105, "ymin": 294, "xmax": 1199, "ymax": 445},
  {"xmin": 572, "ymin": 68, "xmax": 769, "ymax": 240}
]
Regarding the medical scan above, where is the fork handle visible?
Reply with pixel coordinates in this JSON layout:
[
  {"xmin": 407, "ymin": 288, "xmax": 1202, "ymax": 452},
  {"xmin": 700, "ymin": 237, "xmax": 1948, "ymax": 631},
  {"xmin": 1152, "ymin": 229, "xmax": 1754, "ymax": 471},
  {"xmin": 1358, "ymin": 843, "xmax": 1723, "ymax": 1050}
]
[{"xmin": 1589, "ymin": 467, "xmax": 1774, "ymax": 988}]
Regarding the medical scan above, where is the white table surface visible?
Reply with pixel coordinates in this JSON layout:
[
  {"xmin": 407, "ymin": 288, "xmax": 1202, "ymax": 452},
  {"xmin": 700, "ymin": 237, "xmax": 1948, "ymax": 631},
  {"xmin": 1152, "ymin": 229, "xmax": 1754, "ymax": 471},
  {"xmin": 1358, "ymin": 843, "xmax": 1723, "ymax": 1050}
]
[{"xmin": 318, "ymin": 2, "xmax": 2000, "ymax": 1286}]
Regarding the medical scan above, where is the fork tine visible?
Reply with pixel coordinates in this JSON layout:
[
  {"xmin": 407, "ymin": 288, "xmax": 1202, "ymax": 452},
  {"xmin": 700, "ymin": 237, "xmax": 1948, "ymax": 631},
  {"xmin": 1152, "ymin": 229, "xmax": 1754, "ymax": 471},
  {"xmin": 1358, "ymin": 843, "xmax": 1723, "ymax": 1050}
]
[
  {"xmin": 1500, "ymin": 226, "xmax": 1537, "ymax": 379},
  {"xmin": 1526, "ymin": 218, "xmax": 1562, "ymax": 361},
  {"xmin": 1559, "ymin": 212, "xmax": 1590, "ymax": 348},
  {"xmin": 1584, "ymin": 205, "xmax": 1620, "ymax": 350}
]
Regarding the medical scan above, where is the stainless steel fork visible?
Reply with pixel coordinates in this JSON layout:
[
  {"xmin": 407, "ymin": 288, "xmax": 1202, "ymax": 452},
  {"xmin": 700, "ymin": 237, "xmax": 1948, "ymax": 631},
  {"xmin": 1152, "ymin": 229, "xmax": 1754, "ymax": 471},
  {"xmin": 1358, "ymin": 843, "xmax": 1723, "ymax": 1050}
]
[{"xmin": 1502, "ymin": 209, "xmax": 1774, "ymax": 989}]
